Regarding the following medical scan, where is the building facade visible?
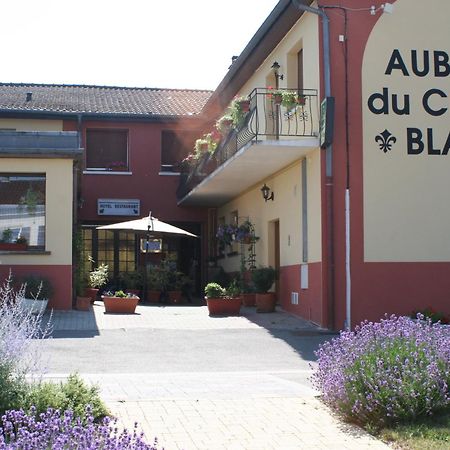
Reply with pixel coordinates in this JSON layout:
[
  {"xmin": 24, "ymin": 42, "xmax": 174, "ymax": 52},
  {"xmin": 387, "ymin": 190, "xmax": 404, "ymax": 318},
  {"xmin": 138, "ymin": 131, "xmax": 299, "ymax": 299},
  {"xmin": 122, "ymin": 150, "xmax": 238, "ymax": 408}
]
[
  {"xmin": 0, "ymin": 85, "xmax": 211, "ymax": 307},
  {"xmin": 178, "ymin": 0, "xmax": 450, "ymax": 329},
  {"xmin": 1, "ymin": 0, "xmax": 449, "ymax": 328}
]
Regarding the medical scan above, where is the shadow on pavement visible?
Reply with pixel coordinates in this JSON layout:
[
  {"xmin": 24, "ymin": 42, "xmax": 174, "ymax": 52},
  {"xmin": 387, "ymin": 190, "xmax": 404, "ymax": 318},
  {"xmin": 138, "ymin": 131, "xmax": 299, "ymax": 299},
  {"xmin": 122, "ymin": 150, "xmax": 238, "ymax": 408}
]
[
  {"xmin": 43, "ymin": 307, "xmax": 100, "ymax": 339},
  {"xmin": 240, "ymin": 306, "xmax": 338, "ymax": 363}
]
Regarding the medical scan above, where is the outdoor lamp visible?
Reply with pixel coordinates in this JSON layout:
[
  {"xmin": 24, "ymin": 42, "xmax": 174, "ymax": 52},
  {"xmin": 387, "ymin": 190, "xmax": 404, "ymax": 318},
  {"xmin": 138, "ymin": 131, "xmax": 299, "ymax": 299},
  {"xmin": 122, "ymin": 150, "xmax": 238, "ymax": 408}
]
[
  {"xmin": 261, "ymin": 183, "xmax": 274, "ymax": 202},
  {"xmin": 271, "ymin": 61, "xmax": 284, "ymax": 81}
]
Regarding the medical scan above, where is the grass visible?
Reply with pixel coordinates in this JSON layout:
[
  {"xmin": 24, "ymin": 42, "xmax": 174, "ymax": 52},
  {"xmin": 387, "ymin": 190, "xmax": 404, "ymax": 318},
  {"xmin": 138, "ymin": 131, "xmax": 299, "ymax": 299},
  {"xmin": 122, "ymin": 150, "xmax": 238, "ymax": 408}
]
[{"xmin": 374, "ymin": 408, "xmax": 450, "ymax": 450}]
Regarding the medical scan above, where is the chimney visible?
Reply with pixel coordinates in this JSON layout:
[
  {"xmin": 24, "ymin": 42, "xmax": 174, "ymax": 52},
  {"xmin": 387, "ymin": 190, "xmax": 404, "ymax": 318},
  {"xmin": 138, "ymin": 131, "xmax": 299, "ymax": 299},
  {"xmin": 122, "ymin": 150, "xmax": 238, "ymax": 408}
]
[
  {"xmin": 26, "ymin": 92, "xmax": 32, "ymax": 102},
  {"xmin": 228, "ymin": 56, "xmax": 239, "ymax": 69}
]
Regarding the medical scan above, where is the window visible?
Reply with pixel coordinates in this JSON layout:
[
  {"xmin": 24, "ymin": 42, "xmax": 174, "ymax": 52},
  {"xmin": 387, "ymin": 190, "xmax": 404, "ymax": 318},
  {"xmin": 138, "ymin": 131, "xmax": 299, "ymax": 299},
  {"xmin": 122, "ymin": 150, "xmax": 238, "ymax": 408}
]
[
  {"xmin": 161, "ymin": 130, "xmax": 198, "ymax": 173},
  {"xmin": 86, "ymin": 129, "xmax": 128, "ymax": 171},
  {"xmin": 297, "ymin": 49, "xmax": 304, "ymax": 93},
  {"xmin": 0, "ymin": 173, "xmax": 46, "ymax": 247}
]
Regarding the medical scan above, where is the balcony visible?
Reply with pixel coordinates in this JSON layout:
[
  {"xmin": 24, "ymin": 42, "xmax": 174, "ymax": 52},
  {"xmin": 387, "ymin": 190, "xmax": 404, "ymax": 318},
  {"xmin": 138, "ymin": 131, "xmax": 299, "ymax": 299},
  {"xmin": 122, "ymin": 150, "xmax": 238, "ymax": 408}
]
[{"xmin": 177, "ymin": 88, "xmax": 320, "ymax": 206}]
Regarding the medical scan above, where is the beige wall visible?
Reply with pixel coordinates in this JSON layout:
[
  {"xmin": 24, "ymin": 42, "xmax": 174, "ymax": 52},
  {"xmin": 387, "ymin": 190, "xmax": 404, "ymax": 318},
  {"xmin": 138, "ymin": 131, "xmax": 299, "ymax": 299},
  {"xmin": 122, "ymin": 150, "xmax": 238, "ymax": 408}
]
[
  {"xmin": 217, "ymin": 148, "xmax": 322, "ymax": 272},
  {"xmin": 239, "ymin": 11, "xmax": 320, "ymax": 96},
  {"xmin": 215, "ymin": 9, "xmax": 322, "ymax": 273},
  {"xmin": 0, "ymin": 119, "xmax": 63, "ymax": 131},
  {"xmin": 362, "ymin": 0, "xmax": 450, "ymax": 261},
  {"xmin": 235, "ymin": 11, "xmax": 321, "ymax": 139},
  {"xmin": 0, "ymin": 158, "xmax": 74, "ymax": 265}
]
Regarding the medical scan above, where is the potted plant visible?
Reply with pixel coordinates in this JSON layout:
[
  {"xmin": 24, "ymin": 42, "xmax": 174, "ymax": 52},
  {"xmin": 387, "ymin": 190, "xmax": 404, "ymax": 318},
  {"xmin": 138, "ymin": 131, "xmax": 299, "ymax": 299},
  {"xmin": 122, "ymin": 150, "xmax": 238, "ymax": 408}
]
[
  {"xmin": 15, "ymin": 236, "xmax": 28, "ymax": 249},
  {"xmin": 176, "ymin": 153, "xmax": 197, "ymax": 173},
  {"xmin": 107, "ymin": 161, "xmax": 128, "ymax": 171},
  {"xmin": 204, "ymin": 282, "xmax": 241, "ymax": 316},
  {"xmin": 75, "ymin": 269, "xmax": 91, "ymax": 311},
  {"xmin": 241, "ymin": 282, "xmax": 256, "ymax": 307},
  {"xmin": 235, "ymin": 220, "xmax": 256, "ymax": 244},
  {"xmin": 119, "ymin": 270, "xmax": 143, "ymax": 297},
  {"xmin": 252, "ymin": 266, "xmax": 277, "ymax": 312},
  {"xmin": 216, "ymin": 224, "xmax": 237, "ymax": 250},
  {"xmin": 146, "ymin": 265, "xmax": 164, "ymax": 303},
  {"xmin": 230, "ymin": 96, "xmax": 251, "ymax": 128},
  {"xmin": 102, "ymin": 290, "xmax": 140, "ymax": 314},
  {"xmin": 281, "ymin": 91, "xmax": 298, "ymax": 109},
  {"xmin": 216, "ymin": 114, "xmax": 234, "ymax": 134},
  {"xmin": 86, "ymin": 259, "xmax": 109, "ymax": 302},
  {"xmin": 167, "ymin": 271, "xmax": 184, "ymax": 304},
  {"xmin": 0, "ymin": 229, "xmax": 28, "ymax": 251},
  {"xmin": 194, "ymin": 137, "xmax": 209, "ymax": 156},
  {"xmin": 20, "ymin": 275, "xmax": 54, "ymax": 314},
  {"xmin": 273, "ymin": 91, "xmax": 283, "ymax": 105}
]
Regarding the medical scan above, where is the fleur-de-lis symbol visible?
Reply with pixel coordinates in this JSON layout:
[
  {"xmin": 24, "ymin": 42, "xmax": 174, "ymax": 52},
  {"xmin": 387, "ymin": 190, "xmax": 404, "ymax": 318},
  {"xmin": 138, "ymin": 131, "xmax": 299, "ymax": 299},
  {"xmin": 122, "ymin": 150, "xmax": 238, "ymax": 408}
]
[{"xmin": 375, "ymin": 129, "xmax": 397, "ymax": 153}]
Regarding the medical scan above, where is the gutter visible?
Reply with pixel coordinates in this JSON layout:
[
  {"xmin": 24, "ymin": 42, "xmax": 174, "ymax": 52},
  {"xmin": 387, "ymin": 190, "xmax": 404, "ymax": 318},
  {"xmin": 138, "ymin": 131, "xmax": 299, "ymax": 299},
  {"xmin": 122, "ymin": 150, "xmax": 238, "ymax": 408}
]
[
  {"xmin": 203, "ymin": 0, "xmax": 314, "ymax": 115},
  {"xmin": 291, "ymin": 0, "xmax": 336, "ymax": 330},
  {"xmin": 0, "ymin": 109, "xmax": 206, "ymax": 123}
]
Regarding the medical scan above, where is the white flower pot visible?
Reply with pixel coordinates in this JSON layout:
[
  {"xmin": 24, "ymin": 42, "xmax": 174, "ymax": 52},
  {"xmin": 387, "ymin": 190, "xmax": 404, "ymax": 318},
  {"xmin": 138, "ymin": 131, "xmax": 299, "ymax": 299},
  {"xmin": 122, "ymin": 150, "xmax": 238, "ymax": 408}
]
[{"xmin": 20, "ymin": 298, "xmax": 49, "ymax": 314}]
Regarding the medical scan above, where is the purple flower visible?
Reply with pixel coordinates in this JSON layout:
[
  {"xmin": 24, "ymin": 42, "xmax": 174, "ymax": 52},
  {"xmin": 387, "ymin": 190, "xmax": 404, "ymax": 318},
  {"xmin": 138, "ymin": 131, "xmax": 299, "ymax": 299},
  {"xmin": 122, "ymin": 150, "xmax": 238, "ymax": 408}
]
[
  {"xmin": 0, "ymin": 407, "xmax": 160, "ymax": 449},
  {"xmin": 312, "ymin": 315, "xmax": 450, "ymax": 426}
]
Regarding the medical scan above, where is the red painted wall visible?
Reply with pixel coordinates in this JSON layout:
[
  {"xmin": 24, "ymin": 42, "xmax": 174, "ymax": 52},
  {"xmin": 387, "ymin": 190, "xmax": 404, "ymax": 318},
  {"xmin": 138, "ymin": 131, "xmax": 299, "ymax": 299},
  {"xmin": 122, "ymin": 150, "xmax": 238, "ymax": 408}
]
[
  {"xmin": 0, "ymin": 265, "xmax": 72, "ymax": 310},
  {"xmin": 319, "ymin": 0, "xmax": 450, "ymax": 328},
  {"xmin": 64, "ymin": 119, "xmax": 208, "ymax": 224},
  {"xmin": 279, "ymin": 262, "xmax": 323, "ymax": 326}
]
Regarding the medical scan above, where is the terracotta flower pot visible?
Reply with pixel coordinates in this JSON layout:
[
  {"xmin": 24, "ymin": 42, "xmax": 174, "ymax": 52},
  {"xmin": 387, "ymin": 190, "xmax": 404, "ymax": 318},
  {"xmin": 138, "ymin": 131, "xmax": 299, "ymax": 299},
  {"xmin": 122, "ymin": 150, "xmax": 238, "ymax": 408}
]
[
  {"xmin": 273, "ymin": 94, "xmax": 283, "ymax": 105},
  {"xmin": 168, "ymin": 291, "xmax": 183, "ymax": 304},
  {"xmin": 76, "ymin": 296, "xmax": 91, "ymax": 311},
  {"xmin": 84, "ymin": 288, "xmax": 99, "ymax": 303},
  {"xmin": 256, "ymin": 292, "xmax": 277, "ymax": 313},
  {"xmin": 146, "ymin": 290, "xmax": 161, "ymax": 303},
  {"xmin": 242, "ymin": 293, "xmax": 256, "ymax": 307},
  {"xmin": 238, "ymin": 100, "xmax": 250, "ymax": 112},
  {"xmin": 206, "ymin": 297, "xmax": 241, "ymax": 316},
  {"xmin": 102, "ymin": 296, "xmax": 139, "ymax": 314}
]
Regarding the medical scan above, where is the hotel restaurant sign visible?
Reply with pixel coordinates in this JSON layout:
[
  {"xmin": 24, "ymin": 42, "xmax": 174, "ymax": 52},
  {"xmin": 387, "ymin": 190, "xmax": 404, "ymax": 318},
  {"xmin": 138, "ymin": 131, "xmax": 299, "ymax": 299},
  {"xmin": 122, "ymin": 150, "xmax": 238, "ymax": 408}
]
[{"xmin": 97, "ymin": 199, "xmax": 140, "ymax": 216}]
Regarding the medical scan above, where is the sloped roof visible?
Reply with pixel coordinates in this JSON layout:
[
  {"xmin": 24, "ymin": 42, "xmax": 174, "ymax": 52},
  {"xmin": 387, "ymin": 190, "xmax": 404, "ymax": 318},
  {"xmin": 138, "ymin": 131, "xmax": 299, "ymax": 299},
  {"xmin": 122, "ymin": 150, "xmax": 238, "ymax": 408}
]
[{"xmin": 0, "ymin": 83, "xmax": 212, "ymax": 118}]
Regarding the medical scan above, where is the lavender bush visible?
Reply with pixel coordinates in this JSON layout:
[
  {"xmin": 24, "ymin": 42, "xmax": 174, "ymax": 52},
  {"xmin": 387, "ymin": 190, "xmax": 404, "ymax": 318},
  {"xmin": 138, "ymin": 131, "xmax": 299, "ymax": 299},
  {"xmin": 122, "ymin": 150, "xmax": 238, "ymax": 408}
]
[
  {"xmin": 312, "ymin": 315, "xmax": 450, "ymax": 426},
  {"xmin": 0, "ymin": 275, "xmax": 52, "ymax": 413},
  {"xmin": 0, "ymin": 407, "xmax": 160, "ymax": 449}
]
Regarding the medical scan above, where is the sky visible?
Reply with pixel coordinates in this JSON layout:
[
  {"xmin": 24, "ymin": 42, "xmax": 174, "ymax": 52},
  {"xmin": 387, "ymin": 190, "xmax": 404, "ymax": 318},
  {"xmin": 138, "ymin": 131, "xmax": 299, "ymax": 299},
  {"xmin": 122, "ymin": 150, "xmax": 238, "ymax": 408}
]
[{"xmin": 2, "ymin": 0, "xmax": 279, "ymax": 91}]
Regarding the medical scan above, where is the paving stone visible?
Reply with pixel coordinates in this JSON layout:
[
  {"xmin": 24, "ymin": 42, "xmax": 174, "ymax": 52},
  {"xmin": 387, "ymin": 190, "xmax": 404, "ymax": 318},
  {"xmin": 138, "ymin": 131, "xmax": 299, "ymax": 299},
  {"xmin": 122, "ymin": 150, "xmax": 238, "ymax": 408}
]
[{"xmin": 40, "ymin": 304, "xmax": 390, "ymax": 450}]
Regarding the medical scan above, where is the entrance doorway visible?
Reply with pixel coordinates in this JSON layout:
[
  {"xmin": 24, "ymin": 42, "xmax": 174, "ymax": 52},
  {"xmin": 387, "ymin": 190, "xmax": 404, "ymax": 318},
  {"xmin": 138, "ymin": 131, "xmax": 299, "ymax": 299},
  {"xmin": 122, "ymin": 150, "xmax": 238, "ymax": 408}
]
[
  {"xmin": 268, "ymin": 219, "xmax": 280, "ymax": 301},
  {"xmin": 81, "ymin": 222, "xmax": 202, "ymax": 295}
]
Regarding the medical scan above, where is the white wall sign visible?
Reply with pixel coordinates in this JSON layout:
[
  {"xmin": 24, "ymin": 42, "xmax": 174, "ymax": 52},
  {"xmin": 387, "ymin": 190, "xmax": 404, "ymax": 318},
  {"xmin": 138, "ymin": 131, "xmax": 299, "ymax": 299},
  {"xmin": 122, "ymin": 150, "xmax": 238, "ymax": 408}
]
[
  {"xmin": 97, "ymin": 199, "xmax": 140, "ymax": 216},
  {"xmin": 362, "ymin": 0, "xmax": 450, "ymax": 262}
]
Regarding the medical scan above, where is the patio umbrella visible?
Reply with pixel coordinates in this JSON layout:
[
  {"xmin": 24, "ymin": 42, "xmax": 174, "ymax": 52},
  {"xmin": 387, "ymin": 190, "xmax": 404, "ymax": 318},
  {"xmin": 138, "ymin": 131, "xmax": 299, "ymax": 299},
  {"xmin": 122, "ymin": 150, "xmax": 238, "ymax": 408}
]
[
  {"xmin": 96, "ymin": 212, "xmax": 197, "ymax": 238},
  {"xmin": 96, "ymin": 213, "xmax": 197, "ymax": 302}
]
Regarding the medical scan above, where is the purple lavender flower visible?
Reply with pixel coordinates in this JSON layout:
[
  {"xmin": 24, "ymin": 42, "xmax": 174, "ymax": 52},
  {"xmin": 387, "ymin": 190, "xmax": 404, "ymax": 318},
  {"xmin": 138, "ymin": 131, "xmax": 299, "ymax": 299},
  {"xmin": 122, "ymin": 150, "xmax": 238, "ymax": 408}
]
[
  {"xmin": 312, "ymin": 315, "xmax": 450, "ymax": 426},
  {"xmin": 0, "ymin": 407, "xmax": 160, "ymax": 449}
]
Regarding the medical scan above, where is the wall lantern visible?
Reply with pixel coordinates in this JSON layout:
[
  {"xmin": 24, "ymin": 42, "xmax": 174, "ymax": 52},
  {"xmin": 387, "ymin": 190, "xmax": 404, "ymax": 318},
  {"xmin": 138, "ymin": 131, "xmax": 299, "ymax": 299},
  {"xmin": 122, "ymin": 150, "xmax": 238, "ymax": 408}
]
[
  {"xmin": 261, "ymin": 183, "xmax": 274, "ymax": 202},
  {"xmin": 271, "ymin": 61, "xmax": 284, "ymax": 82}
]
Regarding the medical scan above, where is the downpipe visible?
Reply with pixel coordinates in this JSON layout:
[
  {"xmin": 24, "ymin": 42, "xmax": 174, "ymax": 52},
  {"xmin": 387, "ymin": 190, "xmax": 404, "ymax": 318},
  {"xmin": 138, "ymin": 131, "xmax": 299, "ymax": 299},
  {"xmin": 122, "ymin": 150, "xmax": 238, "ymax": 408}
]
[{"xmin": 345, "ymin": 188, "xmax": 351, "ymax": 330}]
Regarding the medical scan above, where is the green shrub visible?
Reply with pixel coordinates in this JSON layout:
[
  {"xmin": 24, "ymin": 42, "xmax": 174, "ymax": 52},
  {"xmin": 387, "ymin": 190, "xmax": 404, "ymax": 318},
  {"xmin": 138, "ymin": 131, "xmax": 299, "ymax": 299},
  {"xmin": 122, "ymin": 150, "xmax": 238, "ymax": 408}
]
[
  {"xmin": 251, "ymin": 266, "xmax": 277, "ymax": 293},
  {"xmin": 0, "ymin": 363, "xmax": 27, "ymax": 415},
  {"xmin": 204, "ymin": 282, "xmax": 225, "ymax": 299},
  {"xmin": 26, "ymin": 374, "xmax": 109, "ymax": 422}
]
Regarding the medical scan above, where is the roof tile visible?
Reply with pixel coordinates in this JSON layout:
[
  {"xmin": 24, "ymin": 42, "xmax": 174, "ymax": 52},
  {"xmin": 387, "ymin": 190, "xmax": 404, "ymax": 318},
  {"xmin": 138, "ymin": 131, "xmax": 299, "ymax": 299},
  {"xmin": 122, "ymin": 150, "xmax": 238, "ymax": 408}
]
[{"xmin": 0, "ymin": 83, "xmax": 212, "ymax": 117}]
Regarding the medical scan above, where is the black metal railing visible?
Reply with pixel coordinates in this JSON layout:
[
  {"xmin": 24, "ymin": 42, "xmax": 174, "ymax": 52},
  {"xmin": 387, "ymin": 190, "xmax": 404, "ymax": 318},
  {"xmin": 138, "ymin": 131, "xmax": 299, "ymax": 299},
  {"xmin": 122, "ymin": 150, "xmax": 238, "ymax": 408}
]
[{"xmin": 177, "ymin": 88, "xmax": 318, "ymax": 201}]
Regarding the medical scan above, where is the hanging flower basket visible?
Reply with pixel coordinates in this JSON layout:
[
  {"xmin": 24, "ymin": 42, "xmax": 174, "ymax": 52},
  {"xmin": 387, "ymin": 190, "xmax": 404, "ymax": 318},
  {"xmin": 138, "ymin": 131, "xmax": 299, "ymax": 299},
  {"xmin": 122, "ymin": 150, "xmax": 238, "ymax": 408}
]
[
  {"xmin": 235, "ymin": 220, "xmax": 257, "ymax": 243},
  {"xmin": 216, "ymin": 224, "xmax": 238, "ymax": 248},
  {"xmin": 273, "ymin": 93, "xmax": 283, "ymax": 105}
]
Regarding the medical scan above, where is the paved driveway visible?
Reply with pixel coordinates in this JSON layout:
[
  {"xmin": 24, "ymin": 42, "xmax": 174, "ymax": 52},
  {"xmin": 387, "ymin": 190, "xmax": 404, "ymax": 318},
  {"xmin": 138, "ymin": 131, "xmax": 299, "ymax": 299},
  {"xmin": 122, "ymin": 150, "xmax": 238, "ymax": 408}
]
[{"xmin": 36, "ymin": 303, "xmax": 390, "ymax": 450}]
